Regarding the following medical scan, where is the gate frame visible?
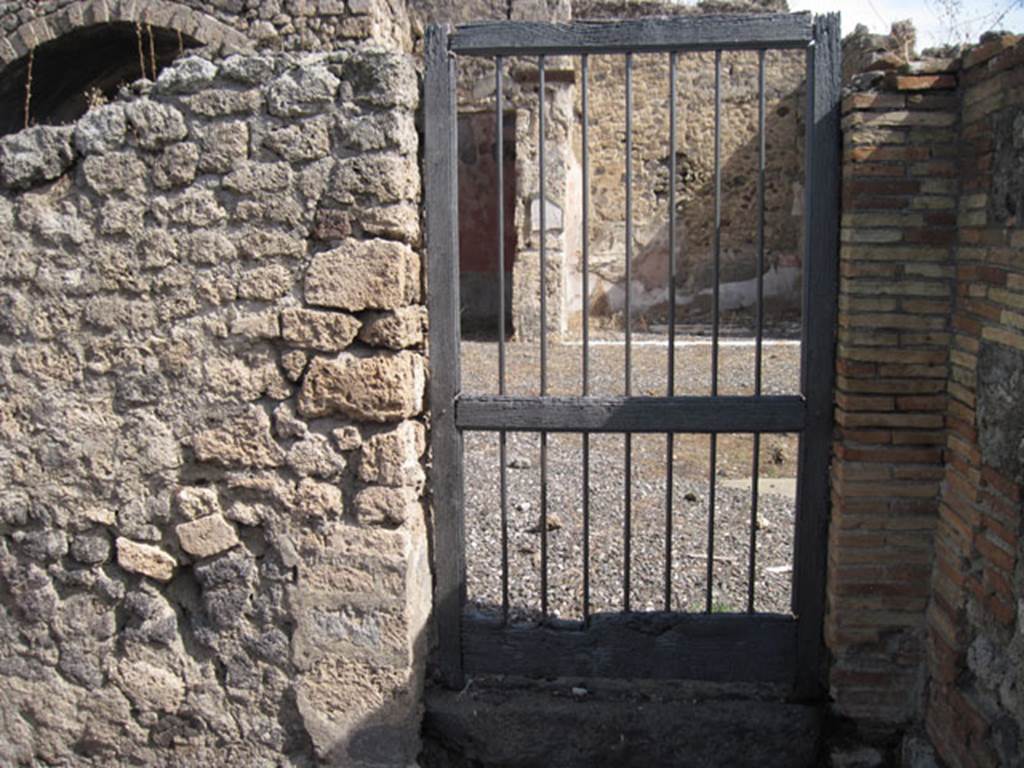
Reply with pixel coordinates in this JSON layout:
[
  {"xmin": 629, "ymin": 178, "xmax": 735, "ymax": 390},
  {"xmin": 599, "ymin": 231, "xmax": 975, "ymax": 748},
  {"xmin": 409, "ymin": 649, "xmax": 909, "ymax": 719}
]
[{"xmin": 425, "ymin": 13, "xmax": 840, "ymax": 697}]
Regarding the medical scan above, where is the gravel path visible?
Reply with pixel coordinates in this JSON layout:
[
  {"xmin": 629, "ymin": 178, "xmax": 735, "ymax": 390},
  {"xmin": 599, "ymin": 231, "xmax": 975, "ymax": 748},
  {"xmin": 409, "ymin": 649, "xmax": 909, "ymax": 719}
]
[{"xmin": 460, "ymin": 334, "xmax": 802, "ymax": 622}]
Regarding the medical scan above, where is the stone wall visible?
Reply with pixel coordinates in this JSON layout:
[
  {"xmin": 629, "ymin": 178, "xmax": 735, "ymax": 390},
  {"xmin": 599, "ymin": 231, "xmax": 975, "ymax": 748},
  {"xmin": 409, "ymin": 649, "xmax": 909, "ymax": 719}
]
[
  {"xmin": 923, "ymin": 35, "xmax": 1024, "ymax": 768},
  {"xmin": 0, "ymin": 42, "xmax": 428, "ymax": 767},
  {"xmin": 0, "ymin": 0, "xmax": 412, "ymax": 62}
]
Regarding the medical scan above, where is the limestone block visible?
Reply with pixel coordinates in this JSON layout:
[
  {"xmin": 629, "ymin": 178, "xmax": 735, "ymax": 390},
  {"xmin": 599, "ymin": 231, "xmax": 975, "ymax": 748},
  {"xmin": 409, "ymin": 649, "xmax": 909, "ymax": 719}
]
[
  {"xmin": 176, "ymin": 514, "xmax": 240, "ymax": 558},
  {"xmin": 337, "ymin": 50, "xmax": 418, "ymax": 110},
  {"xmin": 358, "ymin": 306, "xmax": 427, "ymax": 350},
  {"xmin": 82, "ymin": 152, "xmax": 147, "ymax": 196},
  {"xmin": 294, "ymin": 477, "xmax": 344, "ymax": 518},
  {"xmin": 329, "ymin": 154, "xmax": 419, "ymax": 204},
  {"xmin": 333, "ymin": 425, "xmax": 362, "ymax": 451},
  {"xmin": 238, "ymin": 264, "xmax": 292, "ymax": 300},
  {"xmin": 70, "ymin": 531, "xmax": 111, "ymax": 564},
  {"xmin": 124, "ymin": 101, "xmax": 188, "ymax": 150},
  {"xmin": 238, "ymin": 229, "xmax": 305, "ymax": 260},
  {"xmin": 287, "ymin": 433, "xmax": 347, "ymax": 478},
  {"xmin": 273, "ymin": 401, "xmax": 309, "ymax": 439},
  {"xmin": 175, "ymin": 487, "xmax": 222, "ymax": 520},
  {"xmin": 223, "ymin": 161, "xmax": 293, "ymax": 194},
  {"xmin": 335, "ymin": 111, "xmax": 417, "ymax": 154},
  {"xmin": 152, "ymin": 142, "xmax": 200, "ymax": 189},
  {"xmin": 305, "ymin": 238, "xmax": 419, "ymax": 311},
  {"xmin": 358, "ymin": 421, "xmax": 426, "ymax": 487},
  {"xmin": 220, "ymin": 54, "xmax": 276, "ymax": 84},
  {"xmin": 360, "ymin": 203, "xmax": 420, "ymax": 245},
  {"xmin": 196, "ymin": 121, "xmax": 250, "ymax": 174},
  {"xmin": 193, "ymin": 407, "xmax": 286, "ymax": 468},
  {"xmin": 281, "ymin": 350, "xmax": 309, "ymax": 382},
  {"xmin": 264, "ymin": 116, "xmax": 331, "ymax": 162},
  {"xmin": 298, "ymin": 351, "xmax": 425, "ymax": 422},
  {"xmin": 282, "ymin": 307, "xmax": 360, "ymax": 351},
  {"xmin": 0, "ymin": 126, "xmax": 75, "ymax": 189},
  {"xmin": 185, "ymin": 88, "xmax": 264, "ymax": 117},
  {"xmin": 267, "ymin": 66, "xmax": 340, "ymax": 117},
  {"xmin": 74, "ymin": 104, "xmax": 127, "ymax": 155},
  {"xmin": 353, "ymin": 485, "xmax": 420, "ymax": 526},
  {"xmin": 152, "ymin": 189, "xmax": 226, "ymax": 227},
  {"xmin": 154, "ymin": 56, "xmax": 218, "ymax": 94},
  {"xmin": 116, "ymin": 659, "xmax": 185, "ymax": 713},
  {"xmin": 116, "ymin": 538, "xmax": 176, "ymax": 582}
]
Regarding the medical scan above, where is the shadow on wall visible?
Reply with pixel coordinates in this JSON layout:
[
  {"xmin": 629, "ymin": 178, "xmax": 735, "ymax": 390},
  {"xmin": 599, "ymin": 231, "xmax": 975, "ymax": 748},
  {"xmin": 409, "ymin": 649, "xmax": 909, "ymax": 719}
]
[{"xmin": 0, "ymin": 22, "xmax": 201, "ymax": 138}]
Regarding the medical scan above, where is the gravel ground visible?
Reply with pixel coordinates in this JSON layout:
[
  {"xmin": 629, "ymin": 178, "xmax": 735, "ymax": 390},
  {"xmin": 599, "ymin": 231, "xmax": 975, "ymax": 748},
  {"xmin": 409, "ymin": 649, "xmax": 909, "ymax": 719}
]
[{"xmin": 460, "ymin": 333, "xmax": 802, "ymax": 622}]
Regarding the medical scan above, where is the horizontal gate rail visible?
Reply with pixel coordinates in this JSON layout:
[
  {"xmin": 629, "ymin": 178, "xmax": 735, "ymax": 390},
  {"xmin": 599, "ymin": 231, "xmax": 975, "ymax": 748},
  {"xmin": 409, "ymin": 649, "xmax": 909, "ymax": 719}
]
[
  {"xmin": 456, "ymin": 395, "xmax": 806, "ymax": 433},
  {"xmin": 463, "ymin": 613, "xmax": 797, "ymax": 682},
  {"xmin": 450, "ymin": 13, "xmax": 813, "ymax": 56}
]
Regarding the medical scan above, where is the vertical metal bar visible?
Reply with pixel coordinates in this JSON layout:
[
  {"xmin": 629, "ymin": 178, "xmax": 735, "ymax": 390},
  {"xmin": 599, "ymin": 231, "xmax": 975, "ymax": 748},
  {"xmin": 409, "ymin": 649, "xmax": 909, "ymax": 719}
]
[
  {"xmin": 706, "ymin": 49, "xmax": 722, "ymax": 614},
  {"xmin": 623, "ymin": 51, "xmax": 633, "ymax": 613},
  {"xmin": 581, "ymin": 53, "xmax": 592, "ymax": 627},
  {"xmin": 665, "ymin": 51, "xmax": 678, "ymax": 612},
  {"xmin": 538, "ymin": 55, "xmax": 549, "ymax": 620},
  {"xmin": 424, "ymin": 23, "xmax": 464, "ymax": 688},
  {"xmin": 748, "ymin": 49, "xmax": 767, "ymax": 614},
  {"xmin": 496, "ymin": 56, "xmax": 510, "ymax": 624},
  {"xmin": 794, "ymin": 15, "xmax": 840, "ymax": 698}
]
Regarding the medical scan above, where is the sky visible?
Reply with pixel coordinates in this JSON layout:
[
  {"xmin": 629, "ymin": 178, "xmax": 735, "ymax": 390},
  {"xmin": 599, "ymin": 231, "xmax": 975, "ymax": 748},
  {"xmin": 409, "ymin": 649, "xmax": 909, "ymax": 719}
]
[{"xmin": 785, "ymin": 0, "xmax": 1024, "ymax": 50}]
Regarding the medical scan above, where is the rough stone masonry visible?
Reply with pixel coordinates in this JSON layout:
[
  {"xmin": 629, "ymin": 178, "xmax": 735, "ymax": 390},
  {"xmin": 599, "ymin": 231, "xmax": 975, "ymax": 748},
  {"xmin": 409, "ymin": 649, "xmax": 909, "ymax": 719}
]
[{"xmin": 0, "ymin": 46, "xmax": 430, "ymax": 766}]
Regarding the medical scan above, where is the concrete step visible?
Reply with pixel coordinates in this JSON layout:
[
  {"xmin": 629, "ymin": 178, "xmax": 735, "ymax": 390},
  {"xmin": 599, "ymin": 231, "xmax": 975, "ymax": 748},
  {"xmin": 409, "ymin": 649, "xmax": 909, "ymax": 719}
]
[{"xmin": 420, "ymin": 676, "xmax": 823, "ymax": 768}]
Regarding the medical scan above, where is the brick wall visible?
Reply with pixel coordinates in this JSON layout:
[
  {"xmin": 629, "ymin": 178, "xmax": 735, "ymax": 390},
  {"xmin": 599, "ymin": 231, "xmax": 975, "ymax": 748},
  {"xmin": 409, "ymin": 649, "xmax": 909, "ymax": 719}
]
[
  {"xmin": 924, "ymin": 36, "xmax": 1024, "ymax": 768},
  {"xmin": 829, "ymin": 67, "xmax": 959, "ymax": 735},
  {"xmin": 832, "ymin": 33, "xmax": 1024, "ymax": 762}
]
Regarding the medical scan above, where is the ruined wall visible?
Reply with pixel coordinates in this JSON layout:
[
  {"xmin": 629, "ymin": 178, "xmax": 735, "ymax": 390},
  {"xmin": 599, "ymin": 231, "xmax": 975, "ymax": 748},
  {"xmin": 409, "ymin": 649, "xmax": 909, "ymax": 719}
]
[
  {"xmin": 575, "ymin": 0, "xmax": 805, "ymax": 327},
  {"xmin": 923, "ymin": 34, "xmax": 1024, "ymax": 768},
  {"xmin": 0, "ymin": 42, "xmax": 429, "ymax": 767},
  {"xmin": 0, "ymin": 0, "xmax": 412, "ymax": 61}
]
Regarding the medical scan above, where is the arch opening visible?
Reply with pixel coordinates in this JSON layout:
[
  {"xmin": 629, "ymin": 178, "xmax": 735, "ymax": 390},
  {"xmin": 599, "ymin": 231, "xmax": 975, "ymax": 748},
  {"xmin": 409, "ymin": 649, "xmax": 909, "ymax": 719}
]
[{"xmin": 0, "ymin": 21, "xmax": 201, "ymax": 137}]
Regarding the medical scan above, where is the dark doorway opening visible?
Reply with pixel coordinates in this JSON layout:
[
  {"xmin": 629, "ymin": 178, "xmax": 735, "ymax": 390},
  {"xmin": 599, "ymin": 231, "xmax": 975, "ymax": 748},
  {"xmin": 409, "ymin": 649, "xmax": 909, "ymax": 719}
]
[
  {"xmin": 0, "ymin": 22, "xmax": 201, "ymax": 137},
  {"xmin": 458, "ymin": 110, "xmax": 516, "ymax": 338}
]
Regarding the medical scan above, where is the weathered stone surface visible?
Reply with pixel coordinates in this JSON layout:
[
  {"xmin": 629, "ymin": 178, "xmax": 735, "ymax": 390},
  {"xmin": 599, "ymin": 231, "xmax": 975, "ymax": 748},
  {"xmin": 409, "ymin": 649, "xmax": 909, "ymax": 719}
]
[
  {"xmin": 74, "ymin": 104, "xmax": 127, "ymax": 155},
  {"xmin": 298, "ymin": 351, "xmax": 425, "ymax": 421},
  {"xmin": 196, "ymin": 121, "xmax": 250, "ymax": 174},
  {"xmin": 82, "ymin": 151, "xmax": 146, "ymax": 196},
  {"xmin": 176, "ymin": 514, "xmax": 240, "ymax": 558},
  {"xmin": 238, "ymin": 264, "xmax": 292, "ymax": 300},
  {"xmin": 359, "ymin": 306, "xmax": 427, "ymax": 349},
  {"xmin": 305, "ymin": 238, "xmax": 420, "ymax": 311},
  {"xmin": 977, "ymin": 341, "xmax": 1024, "ymax": 483},
  {"xmin": 336, "ymin": 111, "xmax": 417, "ymax": 153},
  {"xmin": 186, "ymin": 88, "xmax": 264, "ymax": 117},
  {"xmin": 0, "ymin": 126, "xmax": 75, "ymax": 189},
  {"xmin": 294, "ymin": 477, "xmax": 344, "ymax": 518},
  {"xmin": 361, "ymin": 202, "xmax": 420, "ymax": 244},
  {"xmin": 238, "ymin": 229, "xmax": 305, "ymax": 260},
  {"xmin": 116, "ymin": 659, "xmax": 185, "ymax": 713},
  {"xmin": 193, "ymin": 407, "xmax": 286, "ymax": 468},
  {"xmin": 220, "ymin": 53, "xmax": 276, "ymax": 84},
  {"xmin": 267, "ymin": 66, "xmax": 340, "ymax": 117},
  {"xmin": 354, "ymin": 485, "xmax": 420, "ymax": 526},
  {"xmin": 282, "ymin": 307, "xmax": 360, "ymax": 351},
  {"xmin": 175, "ymin": 487, "xmax": 222, "ymax": 520},
  {"xmin": 154, "ymin": 56, "xmax": 218, "ymax": 94},
  {"xmin": 116, "ymin": 539, "xmax": 176, "ymax": 582},
  {"xmin": 153, "ymin": 142, "xmax": 200, "ymax": 189},
  {"xmin": 265, "ymin": 116, "xmax": 332, "ymax": 162},
  {"xmin": 223, "ymin": 162, "xmax": 293, "ymax": 194},
  {"xmin": 124, "ymin": 101, "xmax": 188, "ymax": 150},
  {"xmin": 329, "ymin": 153, "xmax": 419, "ymax": 204},
  {"xmin": 287, "ymin": 433, "xmax": 347, "ymax": 478},
  {"xmin": 358, "ymin": 421, "xmax": 426, "ymax": 487}
]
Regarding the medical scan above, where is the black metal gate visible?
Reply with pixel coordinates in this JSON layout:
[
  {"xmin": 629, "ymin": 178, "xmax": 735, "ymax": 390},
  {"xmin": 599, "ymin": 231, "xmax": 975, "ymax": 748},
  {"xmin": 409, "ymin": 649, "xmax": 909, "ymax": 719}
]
[{"xmin": 425, "ymin": 12, "xmax": 840, "ymax": 696}]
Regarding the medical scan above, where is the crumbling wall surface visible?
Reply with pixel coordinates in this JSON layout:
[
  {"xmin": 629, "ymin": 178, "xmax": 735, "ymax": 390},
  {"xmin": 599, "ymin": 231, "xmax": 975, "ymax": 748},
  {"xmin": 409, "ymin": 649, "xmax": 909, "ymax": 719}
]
[
  {"xmin": 924, "ymin": 34, "xmax": 1024, "ymax": 768},
  {"xmin": 0, "ymin": 47, "xmax": 428, "ymax": 767},
  {"xmin": 828, "ymin": 54, "xmax": 960, "ymax": 742},
  {"xmin": 0, "ymin": 0, "xmax": 412, "ymax": 64}
]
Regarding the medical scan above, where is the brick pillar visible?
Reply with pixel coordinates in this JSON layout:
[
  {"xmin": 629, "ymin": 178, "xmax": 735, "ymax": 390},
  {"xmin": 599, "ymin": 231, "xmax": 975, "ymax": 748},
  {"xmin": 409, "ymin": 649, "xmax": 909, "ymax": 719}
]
[
  {"xmin": 925, "ymin": 36, "xmax": 1024, "ymax": 768},
  {"xmin": 828, "ymin": 71, "xmax": 959, "ymax": 732}
]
